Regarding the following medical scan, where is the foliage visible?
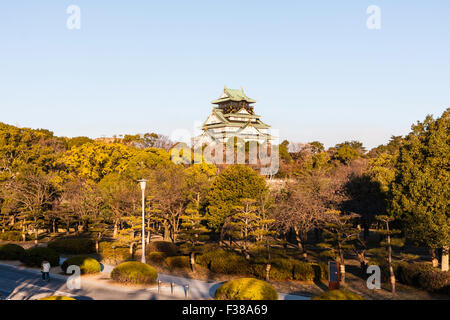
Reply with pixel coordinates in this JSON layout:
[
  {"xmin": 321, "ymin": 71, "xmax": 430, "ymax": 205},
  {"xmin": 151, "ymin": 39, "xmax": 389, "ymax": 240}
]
[
  {"xmin": 206, "ymin": 165, "xmax": 267, "ymax": 231},
  {"xmin": 0, "ymin": 231, "xmax": 26, "ymax": 241},
  {"xmin": 147, "ymin": 241, "xmax": 179, "ymax": 257},
  {"xmin": 98, "ymin": 242, "xmax": 132, "ymax": 264},
  {"xmin": 333, "ymin": 145, "xmax": 359, "ymax": 164},
  {"xmin": 312, "ymin": 289, "xmax": 364, "ymax": 300},
  {"xmin": 197, "ymin": 248, "xmax": 249, "ymax": 275},
  {"xmin": 48, "ymin": 238, "xmax": 96, "ymax": 254},
  {"xmin": 214, "ymin": 278, "xmax": 278, "ymax": 300},
  {"xmin": 249, "ymin": 258, "xmax": 327, "ymax": 281},
  {"xmin": 61, "ymin": 255, "xmax": 101, "ymax": 274},
  {"xmin": 20, "ymin": 247, "xmax": 59, "ymax": 267},
  {"xmin": 0, "ymin": 243, "xmax": 25, "ymax": 260},
  {"xmin": 395, "ymin": 263, "xmax": 450, "ymax": 294},
  {"xmin": 389, "ymin": 109, "xmax": 449, "ymax": 250},
  {"xmin": 165, "ymin": 256, "xmax": 191, "ymax": 270},
  {"xmin": 110, "ymin": 261, "xmax": 158, "ymax": 284},
  {"xmin": 147, "ymin": 251, "xmax": 166, "ymax": 265}
]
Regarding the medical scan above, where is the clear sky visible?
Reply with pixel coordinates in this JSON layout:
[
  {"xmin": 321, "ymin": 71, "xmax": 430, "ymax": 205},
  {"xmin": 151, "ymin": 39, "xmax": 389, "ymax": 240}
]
[{"xmin": 0, "ymin": 1, "xmax": 449, "ymax": 149}]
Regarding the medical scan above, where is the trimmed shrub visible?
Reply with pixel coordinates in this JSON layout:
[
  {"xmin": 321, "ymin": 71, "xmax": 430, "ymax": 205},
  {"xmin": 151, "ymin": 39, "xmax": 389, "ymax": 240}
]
[
  {"xmin": 111, "ymin": 261, "xmax": 158, "ymax": 284},
  {"xmin": 312, "ymin": 289, "xmax": 364, "ymax": 300},
  {"xmin": 20, "ymin": 247, "xmax": 59, "ymax": 267},
  {"xmin": 394, "ymin": 263, "xmax": 450, "ymax": 294},
  {"xmin": 197, "ymin": 249, "xmax": 249, "ymax": 275},
  {"xmin": 98, "ymin": 242, "xmax": 132, "ymax": 264},
  {"xmin": 0, "ymin": 243, "xmax": 25, "ymax": 260},
  {"xmin": 146, "ymin": 241, "xmax": 179, "ymax": 257},
  {"xmin": 48, "ymin": 238, "xmax": 95, "ymax": 254},
  {"xmin": 0, "ymin": 231, "xmax": 25, "ymax": 241},
  {"xmin": 215, "ymin": 278, "xmax": 278, "ymax": 300},
  {"xmin": 39, "ymin": 296, "xmax": 76, "ymax": 300},
  {"xmin": 61, "ymin": 255, "xmax": 101, "ymax": 274},
  {"xmin": 311, "ymin": 262, "xmax": 329, "ymax": 281},
  {"xmin": 249, "ymin": 258, "xmax": 326, "ymax": 281},
  {"xmin": 166, "ymin": 256, "xmax": 190, "ymax": 270},
  {"xmin": 147, "ymin": 251, "xmax": 166, "ymax": 265}
]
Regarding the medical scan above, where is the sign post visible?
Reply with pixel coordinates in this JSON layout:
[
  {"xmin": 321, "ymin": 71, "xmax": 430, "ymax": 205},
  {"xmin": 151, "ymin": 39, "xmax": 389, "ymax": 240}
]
[{"xmin": 328, "ymin": 261, "xmax": 340, "ymax": 290}]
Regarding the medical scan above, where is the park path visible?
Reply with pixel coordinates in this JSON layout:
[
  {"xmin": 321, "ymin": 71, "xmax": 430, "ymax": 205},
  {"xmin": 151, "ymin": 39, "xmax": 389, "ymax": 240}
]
[
  {"xmin": 0, "ymin": 258, "xmax": 309, "ymax": 300},
  {"xmin": 97, "ymin": 260, "xmax": 309, "ymax": 300}
]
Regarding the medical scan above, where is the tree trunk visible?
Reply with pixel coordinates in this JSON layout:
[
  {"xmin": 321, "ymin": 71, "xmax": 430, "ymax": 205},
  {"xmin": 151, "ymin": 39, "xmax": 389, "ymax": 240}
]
[
  {"xmin": 265, "ymin": 263, "xmax": 271, "ymax": 281},
  {"xmin": 34, "ymin": 228, "xmax": 38, "ymax": 244},
  {"xmin": 190, "ymin": 252, "xmax": 196, "ymax": 272},
  {"xmin": 113, "ymin": 221, "xmax": 118, "ymax": 238},
  {"xmin": 431, "ymin": 248, "xmax": 439, "ymax": 268},
  {"xmin": 442, "ymin": 246, "xmax": 449, "ymax": 272},
  {"xmin": 387, "ymin": 233, "xmax": 396, "ymax": 294}
]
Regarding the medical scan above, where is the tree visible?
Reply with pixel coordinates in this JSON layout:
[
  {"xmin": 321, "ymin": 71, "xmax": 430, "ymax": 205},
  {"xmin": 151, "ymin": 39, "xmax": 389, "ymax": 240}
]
[
  {"xmin": 279, "ymin": 140, "xmax": 292, "ymax": 163},
  {"xmin": 372, "ymin": 215, "xmax": 402, "ymax": 294},
  {"xmin": 98, "ymin": 173, "xmax": 139, "ymax": 238},
  {"xmin": 206, "ymin": 165, "xmax": 267, "ymax": 235},
  {"xmin": 3, "ymin": 170, "xmax": 58, "ymax": 243},
  {"xmin": 319, "ymin": 210, "xmax": 360, "ymax": 283},
  {"xmin": 150, "ymin": 164, "xmax": 187, "ymax": 242},
  {"xmin": 333, "ymin": 145, "xmax": 359, "ymax": 164},
  {"xmin": 273, "ymin": 180, "xmax": 327, "ymax": 258},
  {"xmin": 389, "ymin": 109, "xmax": 449, "ymax": 271}
]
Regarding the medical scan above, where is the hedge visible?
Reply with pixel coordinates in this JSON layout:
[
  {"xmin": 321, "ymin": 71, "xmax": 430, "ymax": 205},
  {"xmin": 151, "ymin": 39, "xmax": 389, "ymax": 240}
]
[
  {"xmin": 249, "ymin": 258, "xmax": 328, "ymax": 281},
  {"xmin": 215, "ymin": 278, "xmax": 278, "ymax": 300},
  {"xmin": 0, "ymin": 243, "xmax": 25, "ymax": 260},
  {"xmin": 39, "ymin": 296, "xmax": 76, "ymax": 300},
  {"xmin": 312, "ymin": 289, "xmax": 364, "ymax": 300},
  {"xmin": 147, "ymin": 251, "xmax": 166, "ymax": 265},
  {"xmin": 61, "ymin": 255, "xmax": 101, "ymax": 274},
  {"xmin": 197, "ymin": 249, "xmax": 249, "ymax": 275},
  {"xmin": 146, "ymin": 241, "xmax": 179, "ymax": 257},
  {"xmin": 165, "ymin": 256, "xmax": 191, "ymax": 270},
  {"xmin": 395, "ymin": 263, "xmax": 450, "ymax": 294},
  {"xmin": 98, "ymin": 242, "xmax": 132, "ymax": 264},
  {"xmin": 20, "ymin": 247, "xmax": 60, "ymax": 267},
  {"xmin": 48, "ymin": 238, "xmax": 95, "ymax": 254},
  {"xmin": 111, "ymin": 261, "xmax": 158, "ymax": 284},
  {"xmin": 0, "ymin": 231, "xmax": 26, "ymax": 242}
]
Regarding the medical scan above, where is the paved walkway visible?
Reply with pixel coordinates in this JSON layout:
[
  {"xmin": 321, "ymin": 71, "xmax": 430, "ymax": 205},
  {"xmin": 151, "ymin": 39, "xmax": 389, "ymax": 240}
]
[{"xmin": 0, "ymin": 258, "xmax": 309, "ymax": 300}]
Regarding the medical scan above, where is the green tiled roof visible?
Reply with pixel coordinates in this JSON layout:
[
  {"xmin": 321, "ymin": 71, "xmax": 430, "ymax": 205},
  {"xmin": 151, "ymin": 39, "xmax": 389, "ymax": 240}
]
[{"xmin": 211, "ymin": 86, "xmax": 257, "ymax": 104}]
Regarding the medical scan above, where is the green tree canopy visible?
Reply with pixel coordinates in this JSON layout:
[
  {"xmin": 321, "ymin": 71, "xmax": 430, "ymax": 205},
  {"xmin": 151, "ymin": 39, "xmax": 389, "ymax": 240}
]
[
  {"xmin": 389, "ymin": 109, "xmax": 449, "ymax": 250},
  {"xmin": 206, "ymin": 165, "xmax": 267, "ymax": 231}
]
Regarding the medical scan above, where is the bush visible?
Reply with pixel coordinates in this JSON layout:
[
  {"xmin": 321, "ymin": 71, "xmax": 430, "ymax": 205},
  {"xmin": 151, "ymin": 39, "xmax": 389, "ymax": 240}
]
[
  {"xmin": 395, "ymin": 263, "xmax": 450, "ymax": 294},
  {"xmin": 61, "ymin": 255, "xmax": 101, "ymax": 275},
  {"xmin": 197, "ymin": 249, "xmax": 249, "ymax": 275},
  {"xmin": 0, "ymin": 231, "xmax": 25, "ymax": 242},
  {"xmin": 39, "ymin": 296, "xmax": 76, "ymax": 300},
  {"xmin": 146, "ymin": 241, "xmax": 179, "ymax": 257},
  {"xmin": 215, "ymin": 278, "xmax": 278, "ymax": 300},
  {"xmin": 48, "ymin": 238, "xmax": 95, "ymax": 254},
  {"xmin": 166, "ymin": 256, "xmax": 191, "ymax": 270},
  {"xmin": 20, "ymin": 247, "xmax": 59, "ymax": 267},
  {"xmin": 111, "ymin": 261, "xmax": 158, "ymax": 284},
  {"xmin": 312, "ymin": 289, "xmax": 364, "ymax": 300},
  {"xmin": 0, "ymin": 243, "xmax": 25, "ymax": 260},
  {"xmin": 249, "ymin": 258, "xmax": 326, "ymax": 281},
  {"xmin": 98, "ymin": 242, "xmax": 132, "ymax": 264},
  {"xmin": 147, "ymin": 251, "xmax": 166, "ymax": 265}
]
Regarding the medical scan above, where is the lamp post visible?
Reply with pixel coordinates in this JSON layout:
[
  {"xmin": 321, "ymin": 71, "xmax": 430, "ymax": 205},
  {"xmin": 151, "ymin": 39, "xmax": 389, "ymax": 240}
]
[{"xmin": 138, "ymin": 179, "xmax": 147, "ymax": 263}]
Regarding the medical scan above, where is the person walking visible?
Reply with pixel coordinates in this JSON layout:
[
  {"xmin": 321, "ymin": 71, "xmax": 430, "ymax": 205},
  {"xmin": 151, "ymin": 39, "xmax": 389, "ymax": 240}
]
[{"xmin": 41, "ymin": 260, "xmax": 51, "ymax": 282}]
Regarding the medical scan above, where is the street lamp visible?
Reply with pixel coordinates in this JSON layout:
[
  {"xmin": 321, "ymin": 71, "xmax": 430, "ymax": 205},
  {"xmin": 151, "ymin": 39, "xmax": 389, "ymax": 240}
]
[{"xmin": 138, "ymin": 179, "xmax": 148, "ymax": 263}]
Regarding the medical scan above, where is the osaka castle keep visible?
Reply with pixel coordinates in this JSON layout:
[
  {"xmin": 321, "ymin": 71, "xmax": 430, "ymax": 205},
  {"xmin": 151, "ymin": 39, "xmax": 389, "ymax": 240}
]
[{"xmin": 195, "ymin": 86, "xmax": 272, "ymax": 146}]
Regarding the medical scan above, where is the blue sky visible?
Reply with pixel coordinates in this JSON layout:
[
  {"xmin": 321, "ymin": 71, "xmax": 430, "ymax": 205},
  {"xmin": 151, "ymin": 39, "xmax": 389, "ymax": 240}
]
[{"xmin": 0, "ymin": 1, "xmax": 449, "ymax": 149}]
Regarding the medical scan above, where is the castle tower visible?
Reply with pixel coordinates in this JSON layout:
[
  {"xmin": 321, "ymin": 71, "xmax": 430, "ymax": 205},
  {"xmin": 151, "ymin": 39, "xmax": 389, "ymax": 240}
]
[{"xmin": 194, "ymin": 86, "xmax": 272, "ymax": 146}]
